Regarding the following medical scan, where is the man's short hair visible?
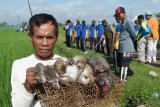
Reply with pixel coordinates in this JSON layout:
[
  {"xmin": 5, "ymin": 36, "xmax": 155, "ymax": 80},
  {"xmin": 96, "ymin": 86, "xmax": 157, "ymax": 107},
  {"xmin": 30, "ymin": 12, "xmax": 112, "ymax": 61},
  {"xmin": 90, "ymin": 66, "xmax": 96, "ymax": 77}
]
[
  {"xmin": 92, "ymin": 20, "xmax": 96, "ymax": 24},
  {"xmin": 82, "ymin": 20, "xmax": 85, "ymax": 24},
  {"xmin": 66, "ymin": 20, "xmax": 71, "ymax": 24},
  {"xmin": 76, "ymin": 19, "xmax": 80, "ymax": 23},
  {"xmin": 102, "ymin": 20, "xmax": 108, "ymax": 26},
  {"xmin": 138, "ymin": 15, "xmax": 144, "ymax": 20},
  {"xmin": 29, "ymin": 13, "xmax": 58, "ymax": 37}
]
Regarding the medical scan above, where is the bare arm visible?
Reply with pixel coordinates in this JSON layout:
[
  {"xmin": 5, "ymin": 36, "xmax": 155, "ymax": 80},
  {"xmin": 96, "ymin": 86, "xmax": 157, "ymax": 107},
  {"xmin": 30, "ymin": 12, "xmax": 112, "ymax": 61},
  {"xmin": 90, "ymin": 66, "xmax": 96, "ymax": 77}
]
[{"xmin": 113, "ymin": 32, "xmax": 120, "ymax": 49}]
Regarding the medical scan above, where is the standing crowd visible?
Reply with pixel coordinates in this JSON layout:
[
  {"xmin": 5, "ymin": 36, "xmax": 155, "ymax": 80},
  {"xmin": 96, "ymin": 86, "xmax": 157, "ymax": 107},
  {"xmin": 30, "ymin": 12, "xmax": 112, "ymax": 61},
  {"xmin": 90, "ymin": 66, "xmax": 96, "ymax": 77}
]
[
  {"xmin": 63, "ymin": 18, "xmax": 114, "ymax": 55},
  {"xmin": 113, "ymin": 7, "xmax": 159, "ymax": 81}
]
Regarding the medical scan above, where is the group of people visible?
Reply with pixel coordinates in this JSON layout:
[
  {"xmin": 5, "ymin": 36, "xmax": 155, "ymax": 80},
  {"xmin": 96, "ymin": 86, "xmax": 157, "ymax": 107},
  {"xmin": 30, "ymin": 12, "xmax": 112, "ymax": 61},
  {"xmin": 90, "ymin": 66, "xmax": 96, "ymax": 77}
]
[
  {"xmin": 63, "ymin": 7, "xmax": 159, "ymax": 81},
  {"xmin": 16, "ymin": 24, "xmax": 29, "ymax": 32},
  {"xmin": 63, "ymin": 18, "xmax": 114, "ymax": 56},
  {"xmin": 113, "ymin": 7, "xmax": 159, "ymax": 81},
  {"xmin": 132, "ymin": 12, "xmax": 159, "ymax": 63},
  {"xmin": 10, "ymin": 6, "xmax": 159, "ymax": 107}
]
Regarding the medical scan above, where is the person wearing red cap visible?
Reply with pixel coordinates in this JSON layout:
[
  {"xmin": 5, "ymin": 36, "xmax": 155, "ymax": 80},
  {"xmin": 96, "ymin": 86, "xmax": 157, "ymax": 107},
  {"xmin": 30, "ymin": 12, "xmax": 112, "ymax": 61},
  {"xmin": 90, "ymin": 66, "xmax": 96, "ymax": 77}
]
[{"xmin": 114, "ymin": 7, "xmax": 137, "ymax": 81}]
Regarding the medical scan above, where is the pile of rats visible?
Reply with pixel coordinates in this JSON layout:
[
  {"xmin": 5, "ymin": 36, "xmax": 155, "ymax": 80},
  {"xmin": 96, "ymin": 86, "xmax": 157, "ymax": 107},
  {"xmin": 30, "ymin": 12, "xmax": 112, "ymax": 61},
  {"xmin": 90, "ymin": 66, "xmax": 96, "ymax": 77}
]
[{"xmin": 34, "ymin": 56, "xmax": 114, "ymax": 97}]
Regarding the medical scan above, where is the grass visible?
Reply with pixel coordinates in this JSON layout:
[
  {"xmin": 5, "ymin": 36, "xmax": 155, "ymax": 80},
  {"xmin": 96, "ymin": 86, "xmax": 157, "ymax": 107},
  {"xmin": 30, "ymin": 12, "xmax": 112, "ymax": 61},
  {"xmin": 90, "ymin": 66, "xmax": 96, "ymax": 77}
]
[
  {"xmin": 121, "ymin": 61, "xmax": 160, "ymax": 107},
  {"xmin": 0, "ymin": 26, "xmax": 160, "ymax": 107}
]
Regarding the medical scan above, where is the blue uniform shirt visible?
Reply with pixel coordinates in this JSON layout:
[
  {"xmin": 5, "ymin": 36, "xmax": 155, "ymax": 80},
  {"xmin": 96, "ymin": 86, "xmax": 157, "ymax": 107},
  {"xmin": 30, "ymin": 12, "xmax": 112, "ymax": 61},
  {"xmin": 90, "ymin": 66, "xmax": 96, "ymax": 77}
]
[
  {"xmin": 90, "ymin": 25, "xmax": 97, "ymax": 38},
  {"xmin": 134, "ymin": 24, "xmax": 140, "ymax": 32},
  {"xmin": 16, "ymin": 25, "xmax": 20, "ymax": 30},
  {"xmin": 137, "ymin": 21, "xmax": 151, "ymax": 39},
  {"xmin": 134, "ymin": 24, "xmax": 140, "ymax": 35},
  {"xmin": 96, "ymin": 24, "xmax": 104, "ymax": 37},
  {"xmin": 81, "ymin": 25, "xmax": 89, "ymax": 39},
  {"xmin": 74, "ymin": 24, "xmax": 82, "ymax": 37},
  {"xmin": 67, "ymin": 24, "xmax": 73, "ymax": 36},
  {"xmin": 116, "ymin": 23, "xmax": 121, "ymax": 32}
]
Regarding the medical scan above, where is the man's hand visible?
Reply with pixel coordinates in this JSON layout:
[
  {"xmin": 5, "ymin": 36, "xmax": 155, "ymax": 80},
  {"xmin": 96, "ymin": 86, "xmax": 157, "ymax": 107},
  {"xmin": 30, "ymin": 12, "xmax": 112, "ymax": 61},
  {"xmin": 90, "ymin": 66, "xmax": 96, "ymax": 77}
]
[
  {"xmin": 153, "ymin": 37, "xmax": 158, "ymax": 42},
  {"xmin": 101, "ymin": 35, "xmax": 105, "ymax": 41},
  {"xmin": 113, "ymin": 44, "xmax": 117, "ymax": 50},
  {"xmin": 24, "ymin": 67, "xmax": 37, "ymax": 94}
]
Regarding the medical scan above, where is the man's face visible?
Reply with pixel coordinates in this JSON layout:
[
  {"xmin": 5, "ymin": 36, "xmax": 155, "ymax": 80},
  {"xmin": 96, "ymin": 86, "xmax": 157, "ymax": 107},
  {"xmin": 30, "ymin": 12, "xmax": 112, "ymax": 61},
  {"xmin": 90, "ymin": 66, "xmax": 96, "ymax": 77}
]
[
  {"xmin": 145, "ymin": 15, "xmax": 151, "ymax": 20},
  {"xmin": 77, "ymin": 20, "xmax": 80, "ymax": 25},
  {"xmin": 29, "ymin": 21, "xmax": 57, "ymax": 59},
  {"xmin": 92, "ymin": 21, "xmax": 96, "ymax": 25},
  {"xmin": 138, "ymin": 19, "xmax": 143, "ymax": 25},
  {"xmin": 66, "ymin": 21, "xmax": 69, "ymax": 25},
  {"xmin": 135, "ymin": 20, "xmax": 139, "ymax": 24},
  {"xmin": 116, "ymin": 13, "xmax": 126, "ymax": 21},
  {"xmin": 82, "ymin": 21, "xmax": 85, "ymax": 25}
]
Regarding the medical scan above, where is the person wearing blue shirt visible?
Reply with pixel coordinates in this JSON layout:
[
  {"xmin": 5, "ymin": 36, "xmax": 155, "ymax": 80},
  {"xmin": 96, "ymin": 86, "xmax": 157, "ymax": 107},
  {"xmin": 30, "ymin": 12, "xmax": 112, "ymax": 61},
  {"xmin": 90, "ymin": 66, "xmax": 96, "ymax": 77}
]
[
  {"xmin": 132, "ymin": 16, "xmax": 140, "ymax": 35},
  {"xmin": 134, "ymin": 24, "xmax": 140, "ymax": 34},
  {"xmin": 137, "ymin": 15, "xmax": 152, "ymax": 62},
  {"xmin": 116, "ymin": 23, "xmax": 121, "ymax": 32},
  {"xmin": 74, "ymin": 19, "xmax": 82, "ymax": 49},
  {"xmin": 80, "ymin": 20, "xmax": 89, "ymax": 52},
  {"xmin": 64, "ymin": 20, "xmax": 74, "ymax": 48},
  {"xmin": 113, "ymin": 17, "xmax": 121, "ymax": 50},
  {"xmin": 16, "ymin": 24, "xmax": 20, "ymax": 32},
  {"xmin": 89, "ymin": 20, "xmax": 97, "ymax": 49},
  {"xmin": 96, "ymin": 19, "xmax": 104, "ymax": 52},
  {"xmin": 132, "ymin": 16, "xmax": 140, "ymax": 51}
]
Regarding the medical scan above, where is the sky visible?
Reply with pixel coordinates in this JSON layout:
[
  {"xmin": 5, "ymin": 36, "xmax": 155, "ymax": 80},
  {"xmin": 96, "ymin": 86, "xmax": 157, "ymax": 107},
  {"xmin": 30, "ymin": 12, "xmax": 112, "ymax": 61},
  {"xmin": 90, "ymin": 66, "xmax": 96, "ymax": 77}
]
[{"xmin": 0, "ymin": 0, "xmax": 160, "ymax": 25}]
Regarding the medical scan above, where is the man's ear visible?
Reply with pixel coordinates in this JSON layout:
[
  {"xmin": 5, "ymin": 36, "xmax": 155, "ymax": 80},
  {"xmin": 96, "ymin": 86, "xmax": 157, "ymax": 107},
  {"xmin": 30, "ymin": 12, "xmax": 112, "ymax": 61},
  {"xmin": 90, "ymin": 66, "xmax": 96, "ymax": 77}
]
[{"xmin": 28, "ymin": 33, "xmax": 32, "ymax": 41}]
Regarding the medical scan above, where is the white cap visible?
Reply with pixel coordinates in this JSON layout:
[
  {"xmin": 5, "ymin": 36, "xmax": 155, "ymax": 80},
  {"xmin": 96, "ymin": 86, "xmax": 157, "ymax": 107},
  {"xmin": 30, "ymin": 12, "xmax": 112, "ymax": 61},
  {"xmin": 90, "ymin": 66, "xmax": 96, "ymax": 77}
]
[
  {"xmin": 98, "ymin": 19, "xmax": 102, "ymax": 22},
  {"xmin": 132, "ymin": 16, "xmax": 138, "ymax": 22},
  {"xmin": 145, "ymin": 11, "xmax": 152, "ymax": 16}
]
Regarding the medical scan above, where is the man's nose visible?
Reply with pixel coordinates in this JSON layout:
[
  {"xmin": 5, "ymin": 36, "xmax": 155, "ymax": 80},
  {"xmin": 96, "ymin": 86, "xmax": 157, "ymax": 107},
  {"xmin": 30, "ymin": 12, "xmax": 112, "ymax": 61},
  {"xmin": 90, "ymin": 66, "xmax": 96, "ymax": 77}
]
[{"xmin": 42, "ymin": 38, "xmax": 48, "ymax": 45}]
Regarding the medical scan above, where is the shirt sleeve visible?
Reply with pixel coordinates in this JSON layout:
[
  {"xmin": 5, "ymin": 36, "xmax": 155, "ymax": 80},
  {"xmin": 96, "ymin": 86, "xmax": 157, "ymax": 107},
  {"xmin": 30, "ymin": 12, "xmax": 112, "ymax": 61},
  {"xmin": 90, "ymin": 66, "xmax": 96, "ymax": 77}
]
[
  {"xmin": 11, "ymin": 61, "xmax": 36, "ymax": 107},
  {"xmin": 116, "ymin": 24, "xmax": 121, "ymax": 32},
  {"xmin": 80, "ymin": 25, "xmax": 82, "ymax": 31},
  {"xmin": 87, "ymin": 25, "xmax": 90, "ymax": 30},
  {"xmin": 141, "ymin": 22, "xmax": 150, "ymax": 33},
  {"xmin": 110, "ymin": 25, "xmax": 115, "ymax": 32},
  {"xmin": 73, "ymin": 25, "xmax": 76, "ymax": 30},
  {"xmin": 70, "ymin": 24, "xmax": 73, "ymax": 28}
]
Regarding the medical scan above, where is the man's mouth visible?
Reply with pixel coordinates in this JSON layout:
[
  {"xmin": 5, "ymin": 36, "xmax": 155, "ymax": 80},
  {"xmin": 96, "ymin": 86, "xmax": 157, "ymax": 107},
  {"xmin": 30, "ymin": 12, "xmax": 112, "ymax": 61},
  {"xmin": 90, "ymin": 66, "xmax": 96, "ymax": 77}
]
[{"xmin": 40, "ymin": 49, "xmax": 50, "ymax": 52}]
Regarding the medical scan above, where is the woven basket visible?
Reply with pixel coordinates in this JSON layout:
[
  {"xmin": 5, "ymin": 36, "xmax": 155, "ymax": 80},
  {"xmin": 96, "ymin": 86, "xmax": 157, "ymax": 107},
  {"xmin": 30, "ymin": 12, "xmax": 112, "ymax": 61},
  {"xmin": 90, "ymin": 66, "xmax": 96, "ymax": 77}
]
[{"xmin": 35, "ymin": 75, "xmax": 123, "ymax": 107}]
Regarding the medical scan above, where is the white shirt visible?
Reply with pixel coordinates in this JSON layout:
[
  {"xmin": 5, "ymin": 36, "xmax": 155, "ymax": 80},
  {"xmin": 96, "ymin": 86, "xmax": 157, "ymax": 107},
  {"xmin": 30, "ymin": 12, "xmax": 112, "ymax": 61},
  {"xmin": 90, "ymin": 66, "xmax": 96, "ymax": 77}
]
[{"xmin": 11, "ymin": 54, "xmax": 67, "ymax": 107}]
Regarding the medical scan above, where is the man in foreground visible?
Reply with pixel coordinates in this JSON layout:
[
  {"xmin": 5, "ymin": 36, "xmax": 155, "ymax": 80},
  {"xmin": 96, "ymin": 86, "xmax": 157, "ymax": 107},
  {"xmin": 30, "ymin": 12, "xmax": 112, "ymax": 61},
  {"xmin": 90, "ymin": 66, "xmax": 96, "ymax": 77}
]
[{"xmin": 11, "ymin": 13, "xmax": 66, "ymax": 107}]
